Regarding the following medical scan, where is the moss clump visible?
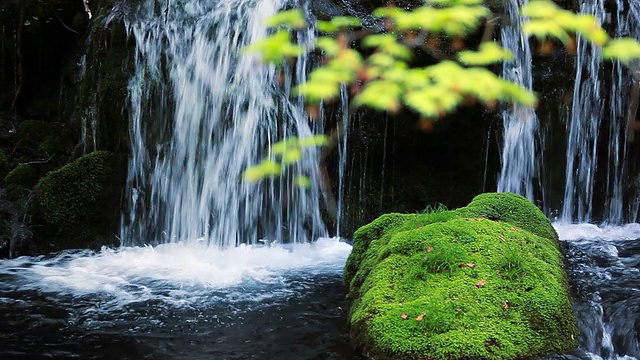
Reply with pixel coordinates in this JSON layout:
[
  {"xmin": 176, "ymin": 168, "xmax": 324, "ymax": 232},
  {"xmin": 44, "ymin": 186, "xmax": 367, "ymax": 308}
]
[
  {"xmin": 345, "ymin": 192, "xmax": 576, "ymax": 360},
  {"xmin": 35, "ymin": 151, "xmax": 114, "ymax": 233},
  {"xmin": 4, "ymin": 164, "xmax": 39, "ymax": 188},
  {"xmin": 454, "ymin": 192, "xmax": 558, "ymax": 241}
]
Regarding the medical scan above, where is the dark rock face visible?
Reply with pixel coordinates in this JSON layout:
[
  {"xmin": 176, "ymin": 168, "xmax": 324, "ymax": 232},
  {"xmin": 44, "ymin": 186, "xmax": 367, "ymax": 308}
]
[{"xmin": 0, "ymin": 0, "xmax": 130, "ymax": 257}]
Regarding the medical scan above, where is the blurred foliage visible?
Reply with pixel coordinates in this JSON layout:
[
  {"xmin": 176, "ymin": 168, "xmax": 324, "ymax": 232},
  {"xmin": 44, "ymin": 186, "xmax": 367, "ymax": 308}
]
[
  {"xmin": 242, "ymin": 135, "xmax": 328, "ymax": 183},
  {"xmin": 243, "ymin": 0, "xmax": 640, "ymax": 183}
]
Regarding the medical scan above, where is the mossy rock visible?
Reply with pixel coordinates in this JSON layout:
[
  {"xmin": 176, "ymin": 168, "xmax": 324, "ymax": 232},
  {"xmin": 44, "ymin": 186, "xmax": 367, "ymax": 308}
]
[
  {"xmin": 4, "ymin": 164, "xmax": 39, "ymax": 188},
  {"xmin": 454, "ymin": 192, "xmax": 559, "ymax": 242},
  {"xmin": 345, "ymin": 192, "xmax": 577, "ymax": 360},
  {"xmin": 35, "ymin": 150, "xmax": 115, "ymax": 234}
]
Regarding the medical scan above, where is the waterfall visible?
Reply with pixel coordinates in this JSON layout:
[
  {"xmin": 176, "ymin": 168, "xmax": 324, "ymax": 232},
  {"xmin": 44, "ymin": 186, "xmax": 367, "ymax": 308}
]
[
  {"xmin": 561, "ymin": 0, "xmax": 605, "ymax": 223},
  {"xmin": 604, "ymin": 0, "xmax": 629, "ymax": 224},
  {"xmin": 561, "ymin": 0, "xmax": 631, "ymax": 224},
  {"xmin": 121, "ymin": 0, "xmax": 327, "ymax": 247},
  {"xmin": 497, "ymin": 0, "xmax": 538, "ymax": 200},
  {"xmin": 335, "ymin": 86, "xmax": 349, "ymax": 236}
]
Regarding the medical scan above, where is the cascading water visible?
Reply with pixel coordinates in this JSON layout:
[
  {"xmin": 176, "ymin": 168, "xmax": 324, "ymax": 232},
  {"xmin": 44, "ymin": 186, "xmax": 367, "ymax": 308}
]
[
  {"xmin": 122, "ymin": 0, "xmax": 327, "ymax": 247},
  {"xmin": 494, "ymin": 0, "xmax": 639, "ymax": 358},
  {"xmin": 497, "ymin": 0, "xmax": 538, "ymax": 200},
  {"xmin": 561, "ymin": 0, "xmax": 605, "ymax": 223},
  {"xmin": 603, "ymin": 0, "xmax": 628, "ymax": 224}
]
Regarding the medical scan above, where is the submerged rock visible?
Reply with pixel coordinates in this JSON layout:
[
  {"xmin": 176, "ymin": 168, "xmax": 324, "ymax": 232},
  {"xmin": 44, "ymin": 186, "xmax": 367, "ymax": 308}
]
[{"xmin": 344, "ymin": 192, "xmax": 577, "ymax": 360}]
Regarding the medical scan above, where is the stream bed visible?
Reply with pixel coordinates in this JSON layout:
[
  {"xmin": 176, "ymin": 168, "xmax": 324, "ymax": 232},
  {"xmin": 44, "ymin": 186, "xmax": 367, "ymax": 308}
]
[{"xmin": 0, "ymin": 226, "xmax": 638, "ymax": 360}]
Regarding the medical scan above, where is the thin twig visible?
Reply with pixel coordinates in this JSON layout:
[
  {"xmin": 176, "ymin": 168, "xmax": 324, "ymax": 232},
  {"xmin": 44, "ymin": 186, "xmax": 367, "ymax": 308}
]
[
  {"xmin": 19, "ymin": 154, "xmax": 55, "ymax": 166},
  {"xmin": 8, "ymin": 139, "xmax": 21, "ymax": 158},
  {"xmin": 53, "ymin": 9, "xmax": 80, "ymax": 35}
]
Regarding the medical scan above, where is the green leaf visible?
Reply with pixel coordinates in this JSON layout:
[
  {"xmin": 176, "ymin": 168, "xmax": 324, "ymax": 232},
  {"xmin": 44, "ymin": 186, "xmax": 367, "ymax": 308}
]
[
  {"xmin": 271, "ymin": 138, "xmax": 297, "ymax": 155},
  {"xmin": 521, "ymin": 0, "xmax": 561, "ymax": 18},
  {"xmin": 317, "ymin": 16, "xmax": 361, "ymax": 33},
  {"xmin": 569, "ymin": 15, "xmax": 608, "ymax": 45},
  {"xmin": 282, "ymin": 148, "xmax": 303, "ymax": 164},
  {"xmin": 327, "ymin": 48, "xmax": 363, "ymax": 75},
  {"xmin": 603, "ymin": 38, "xmax": 640, "ymax": 63},
  {"xmin": 308, "ymin": 67, "xmax": 350, "ymax": 84},
  {"xmin": 354, "ymin": 80, "xmax": 402, "ymax": 111},
  {"xmin": 316, "ymin": 37, "xmax": 340, "ymax": 56},
  {"xmin": 266, "ymin": 9, "xmax": 306, "ymax": 29},
  {"xmin": 522, "ymin": 0, "xmax": 608, "ymax": 45},
  {"xmin": 298, "ymin": 135, "xmax": 329, "ymax": 147},
  {"xmin": 458, "ymin": 42, "xmax": 514, "ymax": 65},
  {"xmin": 501, "ymin": 82, "xmax": 537, "ymax": 106},
  {"xmin": 404, "ymin": 86, "xmax": 463, "ymax": 118},
  {"xmin": 243, "ymin": 166, "xmax": 264, "ymax": 182},
  {"xmin": 294, "ymin": 81, "xmax": 341, "ymax": 103},
  {"xmin": 427, "ymin": 0, "xmax": 485, "ymax": 5},
  {"xmin": 363, "ymin": 34, "xmax": 412, "ymax": 60},
  {"xmin": 294, "ymin": 175, "xmax": 311, "ymax": 188},
  {"xmin": 243, "ymin": 159, "xmax": 282, "ymax": 182},
  {"xmin": 243, "ymin": 30, "xmax": 305, "ymax": 64},
  {"xmin": 523, "ymin": 20, "xmax": 571, "ymax": 44}
]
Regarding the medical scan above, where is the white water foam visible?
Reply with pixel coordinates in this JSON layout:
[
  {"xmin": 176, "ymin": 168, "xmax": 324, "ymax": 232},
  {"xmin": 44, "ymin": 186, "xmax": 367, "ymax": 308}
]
[
  {"xmin": 0, "ymin": 238, "xmax": 352, "ymax": 308},
  {"xmin": 553, "ymin": 222, "xmax": 640, "ymax": 241}
]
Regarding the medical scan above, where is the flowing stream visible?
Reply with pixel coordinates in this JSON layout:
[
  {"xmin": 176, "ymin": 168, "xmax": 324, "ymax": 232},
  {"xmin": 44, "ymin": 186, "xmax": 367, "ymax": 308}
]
[{"xmin": 0, "ymin": 226, "xmax": 638, "ymax": 359}]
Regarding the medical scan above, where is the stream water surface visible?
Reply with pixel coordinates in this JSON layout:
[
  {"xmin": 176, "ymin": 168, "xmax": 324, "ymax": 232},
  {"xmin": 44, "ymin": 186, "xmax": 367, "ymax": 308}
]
[{"xmin": 0, "ymin": 225, "xmax": 638, "ymax": 360}]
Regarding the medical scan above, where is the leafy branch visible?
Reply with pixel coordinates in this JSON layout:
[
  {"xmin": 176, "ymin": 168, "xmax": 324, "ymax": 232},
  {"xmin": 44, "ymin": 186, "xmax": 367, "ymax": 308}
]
[{"xmin": 242, "ymin": 0, "xmax": 640, "ymax": 183}]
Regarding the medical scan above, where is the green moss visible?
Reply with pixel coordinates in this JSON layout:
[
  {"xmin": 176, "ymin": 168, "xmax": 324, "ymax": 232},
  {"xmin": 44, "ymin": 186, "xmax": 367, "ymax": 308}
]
[
  {"xmin": 345, "ymin": 207, "xmax": 457, "ymax": 300},
  {"xmin": 454, "ymin": 192, "xmax": 558, "ymax": 241},
  {"xmin": 345, "ymin": 192, "xmax": 576, "ymax": 360},
  {"xmin": 35, "ymin": 151, "xmax": 114, "ymax": 233},
  {"xmin": 4, "ymin": 164, "xmax": 38, "ymax": 188}
]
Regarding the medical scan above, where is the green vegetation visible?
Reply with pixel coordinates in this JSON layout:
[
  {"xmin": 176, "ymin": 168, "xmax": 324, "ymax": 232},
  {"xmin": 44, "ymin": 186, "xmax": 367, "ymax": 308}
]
[
  {"xmin": 243, "ymin": 0, "xmax": 640, "ymax": 182},
  {"xmin": 454, "ymin": 192, "xmax": 558, "ymax": 241},
  {"xmin": 345, "ymin": 192, "xmax": 576, "ymax": 360},
  {"xmin": 35, "ymin": 151, "xmax": 114, "ymax": 233},
  {"xmin": 4, "ymin": 164, "xmax": 38, "ymax": 188}
]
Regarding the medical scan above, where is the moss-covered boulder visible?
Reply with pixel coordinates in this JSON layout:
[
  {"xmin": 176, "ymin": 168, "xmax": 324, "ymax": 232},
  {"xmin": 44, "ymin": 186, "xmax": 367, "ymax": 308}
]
[
  {"xmin": 345, "ymin": 192, "xmax": 577, "ymax": 360},
  {"xmin": 35, "ymin": 150, "xmax": 119, "ymax": 242},
  {"xmin": 4, "ymin": 164, "xmax": 39, "ymax": 188}
]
